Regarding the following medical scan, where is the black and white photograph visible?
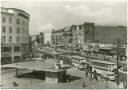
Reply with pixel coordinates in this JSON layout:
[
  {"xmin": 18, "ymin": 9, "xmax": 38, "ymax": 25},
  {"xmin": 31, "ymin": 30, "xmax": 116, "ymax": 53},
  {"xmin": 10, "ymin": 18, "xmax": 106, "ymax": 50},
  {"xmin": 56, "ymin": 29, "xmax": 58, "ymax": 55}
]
[{"xmin": 1, "ymin": 0, "xmax": 127, "ymax": 89}]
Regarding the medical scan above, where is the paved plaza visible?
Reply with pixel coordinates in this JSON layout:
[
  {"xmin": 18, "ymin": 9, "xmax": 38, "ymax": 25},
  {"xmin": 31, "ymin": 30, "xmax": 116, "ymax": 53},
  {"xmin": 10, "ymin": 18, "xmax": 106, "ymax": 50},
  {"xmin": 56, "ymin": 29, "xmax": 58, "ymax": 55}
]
[{"xmin": 1, "ymin": 62, "xmax": 119, "ymax": 89}]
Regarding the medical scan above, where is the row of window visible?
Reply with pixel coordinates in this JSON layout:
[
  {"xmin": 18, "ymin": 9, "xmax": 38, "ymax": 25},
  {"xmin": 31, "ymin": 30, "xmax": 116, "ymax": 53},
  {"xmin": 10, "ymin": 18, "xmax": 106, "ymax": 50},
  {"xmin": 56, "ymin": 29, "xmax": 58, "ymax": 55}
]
[
  {"xmin": 2, "ymin": 26, "xmax": 28, "ymax": 34},
  {"xmin": 2, "ymin": 46, "xmax": 20, "ymax": 52},
  {"xmin": 2, "ymin": 36, "xmax": 28, "ymax": 43},
  {"xmin": 2, "ymin": 17, "xmax": 28, "ymax": 26},
  {"xmin": 94, "ymin": 67, "xmax": 108, "ymax": 71},
  {"xmin": 91, "ymin": 62, "xmax": 109, "ymax": 68}
]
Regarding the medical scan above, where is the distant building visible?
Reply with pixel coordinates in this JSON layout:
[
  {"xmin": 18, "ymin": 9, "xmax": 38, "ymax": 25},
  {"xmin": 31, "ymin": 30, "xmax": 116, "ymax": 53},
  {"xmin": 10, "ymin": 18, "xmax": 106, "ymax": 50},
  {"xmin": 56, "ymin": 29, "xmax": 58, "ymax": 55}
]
[
  {"xmin": 1, "ymin": 7, "xmax": 30, "ymax": 64},
  {"xmin": 39, "ymin": 32, "xmax": 44, "ymax": 45},
  {"xmin": 31, "ymin": 32, "xmax": 44, "ymax": 45},
  {"xmin": 51, "ymin": 22, "xmax": 95, "ymax": 48},
  {"xmin": 51, "ymin": 28, "xmax": 65, "ymax": 45},
  {"xmin": 51, "ymin": 23, "xmax": 127, "ymax": 49},
  {"xmin": 72, "ymin": 22, "xmax": 95, "ymax": 47},
  {"xmin": 95, "ymin": 26, "xmax": 127, "ymax": 45}
]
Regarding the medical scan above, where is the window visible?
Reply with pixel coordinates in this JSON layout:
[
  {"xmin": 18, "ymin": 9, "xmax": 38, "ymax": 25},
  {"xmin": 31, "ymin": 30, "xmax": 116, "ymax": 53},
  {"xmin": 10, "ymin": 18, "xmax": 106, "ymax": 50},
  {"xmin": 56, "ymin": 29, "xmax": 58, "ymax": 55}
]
[
  {"xmin": 9, "ymin": 36, "xmax": 12, "ymax": 43},
  {"xmin": 16, "ymin": 19, "xmax": 20, "ymax": 24},
  {"xmin": 9, "ymin": 27, "xmax": 12, "ymax": 33},
  {"xmin": 18, "ymin": 13, "xmax": 29, "ymax": 20},
  {"xmin": 16, "ymin": 28, "xmax": 20, "ymax": 34},
  {"xmin": 16, "ymin": 37, "xmax": 20, "ymax": 43},
  {"xmin": 2, "ymin": 17, "xmax": 6, "ymax": 23},
  {"xmin": 2, "ymin": 36, "xmax": 6, "ymax": 42},
  {"xmin": 9, "ymin": 17, "xmax": 12, "ymax": 23},
  {"xmin": 2, "ymin": 26, "xmax": 6, "ymax": 33},
  {"xmin": 2, "ymin": 47, "xmax": 12, "ymax": 52},
  {"xmin": 14, "ymin": 46, "xmax": 20, "ymax": 52}
]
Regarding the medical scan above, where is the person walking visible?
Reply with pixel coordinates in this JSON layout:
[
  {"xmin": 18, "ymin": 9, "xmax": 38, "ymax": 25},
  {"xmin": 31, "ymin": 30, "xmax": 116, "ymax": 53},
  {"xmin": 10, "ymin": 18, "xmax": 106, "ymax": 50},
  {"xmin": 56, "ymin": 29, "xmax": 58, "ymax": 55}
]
[
  {"xmin": 93, "ymin": 70, "xmax": 97, "ymax": 80},
  {"xmin": 66, "ymin": 74, "xmax": 70, "ymax": 82},
  {"xmin": 82, "ymin": 81, "xmax": 87, "ymax": 88},
  {"xmin": 85, "ymin": 70, "xmax": 88, "ymax": 77}
]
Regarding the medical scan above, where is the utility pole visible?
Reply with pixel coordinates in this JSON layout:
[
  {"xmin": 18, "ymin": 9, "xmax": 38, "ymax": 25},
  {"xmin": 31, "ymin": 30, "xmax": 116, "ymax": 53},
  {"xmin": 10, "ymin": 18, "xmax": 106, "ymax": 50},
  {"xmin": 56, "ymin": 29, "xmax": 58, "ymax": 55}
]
[{"xmin": 116, "ymin": 39, "xmax": 121, "ymax": 86}]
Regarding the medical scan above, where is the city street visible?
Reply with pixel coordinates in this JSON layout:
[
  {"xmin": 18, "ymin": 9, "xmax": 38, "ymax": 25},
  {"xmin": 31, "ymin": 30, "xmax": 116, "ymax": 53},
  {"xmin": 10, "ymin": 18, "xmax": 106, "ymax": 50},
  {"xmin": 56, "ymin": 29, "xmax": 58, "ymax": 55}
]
[
  {"xmin": 1, "ymin": 63, "xmax": 118, "ymax": 89},
  {"xmin": 1, "ymin": 1, "xmax": 127, "ymax": 89}
]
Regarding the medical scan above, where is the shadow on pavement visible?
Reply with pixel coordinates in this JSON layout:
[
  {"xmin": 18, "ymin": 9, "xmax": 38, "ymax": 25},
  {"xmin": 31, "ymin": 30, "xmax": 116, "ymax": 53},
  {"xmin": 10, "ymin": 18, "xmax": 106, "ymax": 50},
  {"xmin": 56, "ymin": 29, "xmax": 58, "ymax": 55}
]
[
  {"xmin": 16, "ymin": 71, "xmax": 45, "ymax": 80},
  {"xmin": 69, "ymin": 75, "xmax": 82, "ymax": 82},
  {"xmin": 60, "ymin": 66, "xmax": 73, "ymax": 70}
]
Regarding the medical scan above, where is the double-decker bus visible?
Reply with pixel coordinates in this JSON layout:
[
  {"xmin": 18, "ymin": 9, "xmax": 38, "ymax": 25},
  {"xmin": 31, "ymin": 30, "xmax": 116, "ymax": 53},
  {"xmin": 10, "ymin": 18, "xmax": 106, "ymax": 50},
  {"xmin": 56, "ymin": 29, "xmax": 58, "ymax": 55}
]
[
  {"xmin": 90, "ymin": 59, "xmax": 117, "ymax": 80},
  {"xmin": 118, "ymin": 66, "xmax": 127, "ymax": 88},
  {"xmin": 71, "ymin": 56, "xmax": 90, "ymax": 70}
]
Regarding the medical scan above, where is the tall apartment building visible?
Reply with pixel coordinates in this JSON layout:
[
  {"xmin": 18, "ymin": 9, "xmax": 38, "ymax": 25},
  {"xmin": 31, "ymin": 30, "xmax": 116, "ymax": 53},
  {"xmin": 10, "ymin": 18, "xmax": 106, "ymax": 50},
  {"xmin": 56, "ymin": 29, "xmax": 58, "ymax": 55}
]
[{"xmin": 1, "ymin": 7, "xmax": 30, "ymax": 64}]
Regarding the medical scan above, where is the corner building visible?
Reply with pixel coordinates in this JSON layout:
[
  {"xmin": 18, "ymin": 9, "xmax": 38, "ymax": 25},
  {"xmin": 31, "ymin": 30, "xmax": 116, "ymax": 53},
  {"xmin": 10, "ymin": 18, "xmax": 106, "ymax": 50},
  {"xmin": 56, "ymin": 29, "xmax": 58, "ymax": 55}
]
[{"xmin": 1, "ymin": 7, "xmax": 30, "ymax": 64}]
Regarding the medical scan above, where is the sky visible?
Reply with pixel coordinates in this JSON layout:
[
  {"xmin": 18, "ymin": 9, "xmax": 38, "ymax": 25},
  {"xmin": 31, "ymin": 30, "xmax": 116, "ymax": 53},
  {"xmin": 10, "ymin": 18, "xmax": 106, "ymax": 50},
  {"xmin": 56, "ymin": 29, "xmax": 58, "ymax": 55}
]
[{"xmin": 1, "ymin": 0, "xmax": 127, "ymax": 42}]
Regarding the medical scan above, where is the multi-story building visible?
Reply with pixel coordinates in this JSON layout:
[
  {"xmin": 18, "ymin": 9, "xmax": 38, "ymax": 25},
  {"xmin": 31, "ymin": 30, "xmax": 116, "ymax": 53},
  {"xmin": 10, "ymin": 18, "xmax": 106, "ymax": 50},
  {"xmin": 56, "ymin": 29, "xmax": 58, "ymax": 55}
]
[
  {"xmin": 1, "ymin": 7, "xmax": 30, "ymax": 64},
  {"xmin": 51, "ymin": 22, "xmax": 127, "ymax": 50},
  {"xmin": 51, "ymin": 22, "xmax": 95, "ymax": 48},
  {"xmin": 72, "ymin": 22, "xmax": 95, "ymax": 47},
  {"xmin": 51, "ymin": 28, "xmax": 64, "ymax": 45},
  {"xmin": 95, "ymin": 26, "xmax": 127, "ymax": 45}
]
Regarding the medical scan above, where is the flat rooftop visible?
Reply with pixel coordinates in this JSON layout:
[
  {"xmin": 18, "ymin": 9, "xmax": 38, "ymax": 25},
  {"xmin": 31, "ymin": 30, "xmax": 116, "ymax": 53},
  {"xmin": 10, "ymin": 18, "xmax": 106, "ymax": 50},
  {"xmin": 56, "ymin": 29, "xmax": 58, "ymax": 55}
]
[{"xmin": 2, "ymin": 59, "xmax": 64, "ymax": 72}]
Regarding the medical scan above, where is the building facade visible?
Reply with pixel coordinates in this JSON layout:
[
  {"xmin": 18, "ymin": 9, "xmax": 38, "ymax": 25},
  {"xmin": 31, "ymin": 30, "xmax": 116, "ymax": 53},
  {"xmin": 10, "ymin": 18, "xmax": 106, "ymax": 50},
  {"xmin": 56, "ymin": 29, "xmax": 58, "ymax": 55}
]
[
  {"xmin": 95, "ymin": 26, "xmax": 127, "ymax": 45},
  {"xmin": 72, "ymin": 22, "xmax": 95, "ymax": 47},
  {"xmin": 1, "ymin": 7, "xmax": 30, "ymax": 64},
  {"xmin": 51, "ymin": 22, "xmax": 126, "ymax": 50},
  {"xmin": 51, "ymin": 28, "xmax": 65, "ymax": 45},
  {"xmin": 51, "ymin": 22, "xmax": 95, "ymax": 48}
]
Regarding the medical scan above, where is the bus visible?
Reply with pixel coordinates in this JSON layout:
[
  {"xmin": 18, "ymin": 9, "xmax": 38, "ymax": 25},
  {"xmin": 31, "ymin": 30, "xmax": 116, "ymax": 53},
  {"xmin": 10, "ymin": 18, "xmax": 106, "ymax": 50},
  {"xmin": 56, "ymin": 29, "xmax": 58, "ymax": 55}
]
[
  {"xmin": 71, "ymin": 56, "xmax": 89, "ymax": 70},
  {"xmin": 89, "ymin": 59, "xmax": 117, "ymax": 80},
  {"xmin": 118, "ymin": 66, "xmax": 127, "ymax": 88},
  {"xmin": 33, "ymin": 54, "xmax": 44, "ymax": 61}
]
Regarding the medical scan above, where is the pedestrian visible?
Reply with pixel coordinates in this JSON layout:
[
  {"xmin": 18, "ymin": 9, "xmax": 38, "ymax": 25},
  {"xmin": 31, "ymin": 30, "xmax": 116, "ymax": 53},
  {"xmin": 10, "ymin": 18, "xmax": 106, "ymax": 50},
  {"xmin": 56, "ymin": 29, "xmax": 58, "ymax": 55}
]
[
  {"xmin": 82, "ymin": 81, "xmax": 87, "ymax": 88},
  {"xmin": 85, "ymin": 71, "xmax": 88, "ymax": 77},
  {"xmin": 89, "ymin": 72, "xmax": 93, "ymax": 81},
  {"xmin": 67, "ymin": 74, "xmax": 70, "ymax": 82},
  {"xmin": 93, "ymin": 70, "xmax": 98, "ymax": 81},
  {"xmin": 101, "ymin": 75, "xmax": 104, "ymax": 81}
]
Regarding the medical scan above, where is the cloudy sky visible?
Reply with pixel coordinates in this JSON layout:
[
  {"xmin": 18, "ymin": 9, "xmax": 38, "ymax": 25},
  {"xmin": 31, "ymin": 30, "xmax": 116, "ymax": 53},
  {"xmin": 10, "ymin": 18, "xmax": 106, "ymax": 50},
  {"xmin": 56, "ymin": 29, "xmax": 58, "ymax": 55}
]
[{"xmin": 2, "ymin": 0, "xmax": 127, "ymax": 42}]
